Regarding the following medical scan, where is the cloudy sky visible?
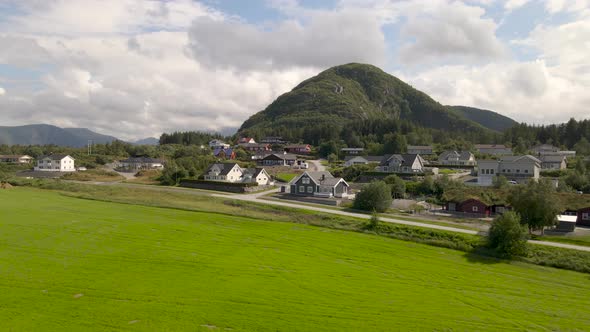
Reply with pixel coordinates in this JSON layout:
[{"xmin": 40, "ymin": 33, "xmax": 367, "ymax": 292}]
[{"xmin": 0, "ymin": 0, "xmax": 588, "ymax": 140}]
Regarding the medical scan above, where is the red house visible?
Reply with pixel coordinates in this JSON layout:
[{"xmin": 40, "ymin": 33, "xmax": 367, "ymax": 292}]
[
  {"xmin": 446, "ymin": 198, "xmax": 491, "ymax": 217},
  {"xmin": 285, "ymin": 144, "xmax": 312, "ymax": 154},
  {"xmin": 577, "ymin": 207, "xmax": 590, "ymax": 226}
]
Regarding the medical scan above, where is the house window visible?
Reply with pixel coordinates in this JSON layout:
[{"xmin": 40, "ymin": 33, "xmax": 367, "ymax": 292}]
[
  {"xmin": 524, "ymin": 170, "xmax": 528, "ymax": 173},
  {"xmin": 583, "ymin": 213, "xmax": 589, "ymax": 220},
  {"xmin": 472, "ymin": 206, "xmax": 479, "ymax": 212},
  {"xmin": 516, "ymin": 169, "xmax": 520, "ymax": 173},
  {"xmin": 299, "ymin": 186, "xmax": 305, "ymax": 193},
  {"xmin": 302, "ymin": 177, "xmax": 310, "ymax": 184},
  {"xmin": 307, "ymin": 186, "xmax": 313, "ymax": 193},
  {"xmin": 490, "ymin": 169, "xmax": 494, "ymax": 174}
]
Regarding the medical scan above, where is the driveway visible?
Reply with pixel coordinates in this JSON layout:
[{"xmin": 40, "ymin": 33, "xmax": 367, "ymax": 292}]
[{"xmin": 308, "ymin": 159, "xmax": 326, "ymax": 172}]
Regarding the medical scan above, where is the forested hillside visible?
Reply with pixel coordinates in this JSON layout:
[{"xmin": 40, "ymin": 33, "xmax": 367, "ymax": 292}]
[
  {"xmin": 447, "ymin": 106, "xmax": 517, "ymax": 132},
  {"xmin": 239, "ymin": 63, "xmax": 503, "ymax": 147}
]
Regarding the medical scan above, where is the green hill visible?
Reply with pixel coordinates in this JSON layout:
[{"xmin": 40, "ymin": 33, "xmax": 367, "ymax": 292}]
[
  {"xmin": 447, "ymin": 105, "xmax": 518, "ymax": 132},
  {"xmin": 239, "ymin": 63, "xmax": 499, "ymax": 143}
]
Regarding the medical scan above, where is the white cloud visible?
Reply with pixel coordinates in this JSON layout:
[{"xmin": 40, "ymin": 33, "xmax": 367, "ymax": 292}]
[
  {"xmin": 187, "ymin": 8, "xmax": 387, "ymax": 70},
  {"xmin": 0, "ymin": 35, "xmax": 51, "ymax": 67},
  {"xmin": 397, "ymin": 1, "xmax": 507, "ymax": 65},
  {"xmin": 504, "ymin": 0, "xmax": 531, "ymax": 11},
  {"xmin": 0, "ymin": 87, "xmax": 5, "ymax": 96}
]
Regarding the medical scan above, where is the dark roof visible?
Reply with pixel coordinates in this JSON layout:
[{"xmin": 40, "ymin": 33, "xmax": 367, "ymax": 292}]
[
  {"xmin": 120, "ymin": 157, "xmax": 164, "ymax": 163},
  {"xmin": 500, "ymin": 155, "xmax": 541, "ymax": 163},
  {"xmin": 439, "ymin": 150, "xmax": 473, "ymax": 161},
  {"xmin": 213, "ymin": 148, "xmax": 234, "ymax": 156},
  {"xmin": 243, "ymin": 168, "xmax": 266, "ymax": 177},
  {"xmin": 341, "ymin": 147, "xmax": 364, "ymax": 151},
  {"xmin": 38, "ymin": 154, "xmax": 74, "ymax": 161},
  {"xmin": 381, "ymin": 154, "xmax": 422, "ymax": 166},
  {"xmin": 285, "ymin": 144, "xmax": 310, "ymax": 149},
  {"xmin": 206, "ymin": 163, "xmax": 239, "ymax": 176},
  {"xmin": 407, "ymin": 145, "xmax": 433, "ymax": 149},
  {"xmin": 539, "ymin": 155, "xmax": 566, "ymax": 163},
  {"xmin": 475, "ymin": 144, "xmax": 509, "ymax": 149},
  {"xmin": 263, "ymin": 153, "xmax": 297, "ymax": 160}
]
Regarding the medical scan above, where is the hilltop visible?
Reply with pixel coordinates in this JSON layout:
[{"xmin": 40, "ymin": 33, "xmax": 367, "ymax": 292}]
[{"xmin": 239, "ymin": 63, "xmax": 511, "ymax": 144}]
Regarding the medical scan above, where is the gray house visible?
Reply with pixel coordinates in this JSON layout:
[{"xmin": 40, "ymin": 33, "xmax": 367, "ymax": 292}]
[
  {"xmin": 539, "ymin": 155, "xmax": 567, "ymax": 170},
  {"xmin": 289, "ymin": 171, "xmax": 350, "ymax": 198},
  {"xmin": 377, "ymin": 154, "xmax": 425, "ymax": 173},
  {"xmin": 438, "ymin": 151, "xmax": 476, "ymax": 166}
]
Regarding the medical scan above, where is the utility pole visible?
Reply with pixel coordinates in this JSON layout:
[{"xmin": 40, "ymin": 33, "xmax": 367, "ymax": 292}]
[{"xmin": 87, "ymin": 140, "xmax": 93, "ymax": 155}]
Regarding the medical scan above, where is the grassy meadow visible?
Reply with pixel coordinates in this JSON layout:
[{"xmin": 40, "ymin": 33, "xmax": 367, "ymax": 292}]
[{"xmin": 1, "ymin": 187, "xmax": 590, "ymax": 331}]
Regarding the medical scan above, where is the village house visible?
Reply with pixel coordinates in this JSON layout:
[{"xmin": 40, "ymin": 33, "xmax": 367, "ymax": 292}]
[
  {"xmin": 285, "ymin": 144, "xmax": 312, "ymax": 154},
  {"xmin": 577, "ymin": 207, "xmax": 590, "ymax": 227},
  {"xmin": 260, "ymin": 136, "xmax": 286, "ymax": 144},
  {"xmin": 340, "ymin": 148, "xmax": 364, "ymax": 155},
  {"xmin": 118, "ymin": 157, "xmax": 165, "ymax": 171},
  {"xmin": 34, "ymin": 154, "xmax": 75, "ymax": 172},
  {"xmin": 475, "ymin": 144, "xmax": 513, "ymax": 156},
  {"xmin": 407, "ymin": 145, "xmax": 434, "ymax": 155},
  {"xmin": 203, "ymin": 163, "xmax": 271, "ymax": 186},
  {"xmin": 242, "ymin": 168, "xmax": 272, "ymax": 186},
  {"xmin": 445, "ymin": 198, "xmax": 491, "ymax": 217},
  {"xmin": 539, "ymin": 155, "xmax": 567, "ymax": 170},
  {"xmin": 203, "ymin": 163, "xmax": 244, "ymax": 182},
  {"xmin": 477, "ymin": 155, "xmax": 541, "ymax": 185},
  {"xmin": 238, "ymin": 143, "xmax": 271, "ymax": 152},
  {"xmin": 377, "ymin": 154, "xmax": 425, "ymax": 173},
  {"xmin": 437, "ymin": 151, "xmax": 476, "ymax": 166},
  {"xmin": 531, "ymin": 144, "xmax": 559, "ymax": 155},
  {"xmin": 258, "ymin": 153, "xmax": 297, "ymax": 166},
  {"xmin": 288, "ymin": 171, "xmax": 350, "ymax": 198},
  {"xmin": 0, "ymin": 155, "xmax": 33, "ymax": 164},
  {"xmin": 209, "ymin": 139, "xmax": 230, "ymax": 150},
  {"xmin": 344, "ymin": 155, "xmax": 382, "ymax": 167},
  {"xmin": 213, "ymin": 148, "xmax": 236, "ymax": 160},
  {"xmin": 238, "ymin": 137, "xmax": 256, "ymax": 144}
]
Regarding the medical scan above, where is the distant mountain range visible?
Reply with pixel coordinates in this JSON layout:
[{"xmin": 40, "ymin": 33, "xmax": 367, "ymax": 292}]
[
  {"xmin": 0, "ymin": 124, "xmax": 159, "ymax": 147},
  {"xmin": 239, "ymin": 63, "xmax": 518, "ymax": 142}
]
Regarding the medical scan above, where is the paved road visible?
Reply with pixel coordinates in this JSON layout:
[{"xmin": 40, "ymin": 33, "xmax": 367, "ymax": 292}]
[
  {"xmin": 211, "ymin": 192, "xmax": 590, "ymax": 252},
  {"xmin": 65, "ymin": 180, "xmax": 590, "ymax": 252}
]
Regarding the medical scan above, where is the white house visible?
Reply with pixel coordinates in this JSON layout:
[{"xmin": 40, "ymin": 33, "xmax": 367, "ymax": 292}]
[
  {"xmin": 0, "ymin": 155, "xmax": 33, "ymax": 164},
  {"xmin": 209, "ymin": 139, "xmax": 230, "ymax": 150},
  {"xmin": 438, "ymin": 151, "xmax": 476, "ymax": 166},
  {"xmin": 377, "ymin": 154, "xmax": 425, "ymax": 173},
  {"xmin": 34, "ymin": 154, "xmax": 76, "ymax": 172},
  {"xmin": 242, "ymin": 168, "xmax": 272, "ymax": 186},
  {"xmin": 203, "ymin": 163, "xmax": 272, "ymax": 185},
  {"xmin": 203, "ymin": 163, "xmax": 243, "ymax": 182},
  {"xmin": 477, "ymin": 155, "xmax": 541, "ymax": 185},
  {"xmin": 340, "ymin": 148, "xmax": 364, "ymax": 155},
  {"xmin": 344, "ymin": 155, "xmax": 382, "ymax": 167},
  {"xmin": 118, "ymin": 157, "xmax": 165, "ymax": 171}
]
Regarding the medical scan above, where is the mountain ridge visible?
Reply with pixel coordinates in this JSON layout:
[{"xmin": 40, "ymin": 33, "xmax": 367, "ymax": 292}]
[{"xmin": 238, "ymin": 63, "xmax": 512, "ymax": 143}]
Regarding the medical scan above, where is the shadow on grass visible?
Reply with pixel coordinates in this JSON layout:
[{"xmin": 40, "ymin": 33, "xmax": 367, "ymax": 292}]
[{"xmin": 463, "ymin": 247, "xmax": 505, "ymax": 265}]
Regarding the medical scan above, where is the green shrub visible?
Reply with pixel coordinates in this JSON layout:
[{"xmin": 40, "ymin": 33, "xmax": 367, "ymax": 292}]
[
  {"xmin": 353, "ymin": 181, "xmax": 392, "ymax": 212},
  {"xmin": 487, "ymin": 211, "xmax": 528, "ymax": 257}
]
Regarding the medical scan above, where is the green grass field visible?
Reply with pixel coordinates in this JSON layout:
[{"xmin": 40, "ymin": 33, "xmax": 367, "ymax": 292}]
[
  {"xmin": 2, "ymin": 188, "xmax": 590, "ymax": 331},
  {"xmin": 275, "ymin": 172, "xmax": 298, "ymax": 182}
]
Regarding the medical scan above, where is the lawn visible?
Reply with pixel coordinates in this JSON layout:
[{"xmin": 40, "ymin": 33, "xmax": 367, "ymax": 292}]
[
  {"xmin": 1, "ymin": 188, "xmax": 590, "ymax": 331},
  {"xmin": 60, "ymin": 169, "xmax": 125, "ymax": 182},
  {"xmin": 275, "ymin": 172, "xmax": 298, "ymax": 182}
]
